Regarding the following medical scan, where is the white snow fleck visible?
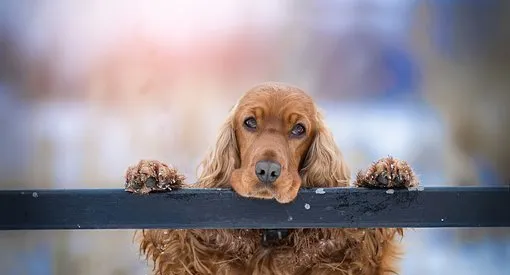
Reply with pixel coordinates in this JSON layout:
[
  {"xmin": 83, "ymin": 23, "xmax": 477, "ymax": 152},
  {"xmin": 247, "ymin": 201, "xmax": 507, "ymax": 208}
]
[
  {"xmin": 315, "ymin": 188, "xmax": 326, "ymax": 194},
  {"xmin": 304, "ymin": 203, "xmax": 311, "ymax": 210},
  {"xmin": 32, "ymin": 192, "xmax": 38, "ymax": 198},
  {"xmin": 386, "ymin": 189, "xmax": 395, "ymax": 194},
  {"xmin": 287, "ymin": 216, "xmax": 293, "ymax": 221}
]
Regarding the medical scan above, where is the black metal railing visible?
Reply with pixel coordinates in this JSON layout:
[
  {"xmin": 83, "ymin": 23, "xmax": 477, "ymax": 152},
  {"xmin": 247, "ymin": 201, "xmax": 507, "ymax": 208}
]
[{"xmin": 1, "ymin": 187, "xmax": 509, "ymax": 230}]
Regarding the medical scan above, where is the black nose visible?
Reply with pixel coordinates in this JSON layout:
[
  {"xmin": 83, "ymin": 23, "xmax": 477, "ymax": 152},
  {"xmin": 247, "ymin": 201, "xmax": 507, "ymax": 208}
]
[{"xmin": 255, "ymin": 160, "xmax": 281, "ymax": 184}]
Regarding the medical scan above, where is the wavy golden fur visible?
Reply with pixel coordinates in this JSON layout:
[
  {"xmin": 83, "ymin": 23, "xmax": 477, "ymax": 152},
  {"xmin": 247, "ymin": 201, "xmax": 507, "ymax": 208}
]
[{"xmin": 126, "ymin": 82, "xmax": 418, "ymax": 274}]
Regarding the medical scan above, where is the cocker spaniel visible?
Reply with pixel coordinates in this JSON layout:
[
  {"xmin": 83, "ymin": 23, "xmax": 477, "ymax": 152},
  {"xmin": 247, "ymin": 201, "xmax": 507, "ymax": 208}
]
[{"xmin": 125, "ymin": 82, "xmax": 419, "ymax": 275}]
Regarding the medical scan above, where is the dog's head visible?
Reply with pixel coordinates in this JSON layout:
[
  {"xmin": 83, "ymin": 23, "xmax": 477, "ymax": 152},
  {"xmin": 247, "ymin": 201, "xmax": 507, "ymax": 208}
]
[{"xmin": 198, "ymin": 82, "xmax": 350, "ymax": 203}]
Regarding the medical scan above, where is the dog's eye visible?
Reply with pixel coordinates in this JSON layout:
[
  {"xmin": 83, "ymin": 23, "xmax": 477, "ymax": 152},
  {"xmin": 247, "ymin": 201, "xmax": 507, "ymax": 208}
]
[
  {"xmin": 244, "ymin": 117, "xmax": 257, "ymax": 130},
  {"xmin": 290, "ymin": 123, "xmax": 306, "ymax": 137}
]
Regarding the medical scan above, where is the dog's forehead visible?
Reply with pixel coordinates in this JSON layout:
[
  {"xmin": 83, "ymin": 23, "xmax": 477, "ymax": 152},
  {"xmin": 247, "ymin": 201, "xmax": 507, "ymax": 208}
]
[{"xmin": 237, "ymin": 84, "xmax": 316, "ymax": 114}]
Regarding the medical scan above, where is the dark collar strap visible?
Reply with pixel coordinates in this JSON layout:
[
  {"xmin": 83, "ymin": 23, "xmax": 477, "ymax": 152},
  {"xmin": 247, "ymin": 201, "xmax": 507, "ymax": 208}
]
[{"xmin": 261, "ymin": 229, "xmax": 290, "ymax": 247}]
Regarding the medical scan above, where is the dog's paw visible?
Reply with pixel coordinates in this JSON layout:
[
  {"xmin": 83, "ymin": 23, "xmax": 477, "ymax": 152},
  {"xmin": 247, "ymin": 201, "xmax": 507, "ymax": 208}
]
[
  {"xmin": 355, "ymin": 156, "xmax": 419, "ymax": 188},
  {"xmin": 125, "ymin": 160, "xmax": 185, "ymax": 194}
]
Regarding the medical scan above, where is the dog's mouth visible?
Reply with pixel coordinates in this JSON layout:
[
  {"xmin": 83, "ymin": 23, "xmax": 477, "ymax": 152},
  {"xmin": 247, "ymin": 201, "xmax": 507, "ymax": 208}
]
[
  {"xmin": 249, "ymin": 183, "xmax": 300, "ymax": 204},
  {"xmin": 248, "ymin": 184, "xmax": 278, "ymax": 199}
]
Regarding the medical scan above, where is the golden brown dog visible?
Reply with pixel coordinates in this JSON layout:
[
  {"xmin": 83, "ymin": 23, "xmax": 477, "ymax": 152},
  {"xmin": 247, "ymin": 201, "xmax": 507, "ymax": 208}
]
[{"xmin": 125, "ymin": 82, "xmax": 419, "ymax": 275}]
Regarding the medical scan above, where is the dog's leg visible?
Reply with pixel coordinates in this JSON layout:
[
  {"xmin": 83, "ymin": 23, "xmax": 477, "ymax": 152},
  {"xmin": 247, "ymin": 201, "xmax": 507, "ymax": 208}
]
[
  {"xmin": 124, "ymin": 160, "xmax": 244, "ymax": 274},
  {"xmin": 353, "ymin": 156, "xmax": 417, "ymax": 275},
  {"xmin": 124, "ymin": 159, "xmax": 187, "ymax": 194},
  {"xmin": 124, "ymin": 160, "xmax": 192, "ymax": 274},
  {"xmin": 354, "ymin": 156, "xmax": 419, "ymax": 189}
]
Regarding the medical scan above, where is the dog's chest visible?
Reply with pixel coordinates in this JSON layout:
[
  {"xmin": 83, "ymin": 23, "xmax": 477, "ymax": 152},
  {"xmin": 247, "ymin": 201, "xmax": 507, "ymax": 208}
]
[{"xmin": 221, "ymin": 228, "xmax": 349, "ymax": 262}]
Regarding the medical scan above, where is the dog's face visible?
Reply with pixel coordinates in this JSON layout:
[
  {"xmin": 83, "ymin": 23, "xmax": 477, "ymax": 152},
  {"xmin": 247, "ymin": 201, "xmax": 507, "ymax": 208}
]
[
  {"xmin": 198, "ymin": 83, "xmax": 350, "ymax": 203},
  {"xmin": 230, "ymin": 85, "xmax": 319, "ymax": 203}
]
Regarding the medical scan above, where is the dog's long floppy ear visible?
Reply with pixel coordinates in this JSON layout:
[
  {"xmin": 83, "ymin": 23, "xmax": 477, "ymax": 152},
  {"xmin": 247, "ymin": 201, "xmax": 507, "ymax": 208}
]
[
  {"xmin": 197, "ymin": 104, "xmax": 240, "ymax": 188},
  {"xmin": 300, "ymin": 110, "xmax": 351, "ymax": 187}
]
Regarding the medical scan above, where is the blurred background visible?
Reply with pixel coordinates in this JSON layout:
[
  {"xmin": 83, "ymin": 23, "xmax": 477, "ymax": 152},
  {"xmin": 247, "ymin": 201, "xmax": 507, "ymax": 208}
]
[{"xmin": 0, "ymin": 0, "xmax": 509, "ymax": 274}]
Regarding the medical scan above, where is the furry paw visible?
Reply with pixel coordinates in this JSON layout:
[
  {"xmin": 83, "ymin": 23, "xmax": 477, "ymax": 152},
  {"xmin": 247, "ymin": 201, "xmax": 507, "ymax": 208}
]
[
  {"xmin": 125, "ymin": 160, "xmax": 185, "ymax": 194},
  {"xmin": 355, "ymin": 156, "xmax": 419, "ymax": 188}
]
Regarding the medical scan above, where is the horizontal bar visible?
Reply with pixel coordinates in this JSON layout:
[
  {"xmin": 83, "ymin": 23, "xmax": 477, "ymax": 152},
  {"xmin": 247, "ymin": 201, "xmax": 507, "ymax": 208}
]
[{"xmin": 1, "ymin": 187, "xmax": 509, "ymax": 230}]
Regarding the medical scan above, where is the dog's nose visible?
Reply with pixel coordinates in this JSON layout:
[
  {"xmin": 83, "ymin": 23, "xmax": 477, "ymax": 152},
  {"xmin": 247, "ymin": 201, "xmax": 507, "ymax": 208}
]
[{"xmin": 255, "ymin": 160, "xmax": 281, "ymax": 184}]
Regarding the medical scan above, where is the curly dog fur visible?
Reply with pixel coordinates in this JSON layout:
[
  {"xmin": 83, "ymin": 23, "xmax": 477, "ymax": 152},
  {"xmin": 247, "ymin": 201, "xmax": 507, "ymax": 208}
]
[{"xmin": 125, "ymin": 82, "xmax": 419, "ymax": 275}]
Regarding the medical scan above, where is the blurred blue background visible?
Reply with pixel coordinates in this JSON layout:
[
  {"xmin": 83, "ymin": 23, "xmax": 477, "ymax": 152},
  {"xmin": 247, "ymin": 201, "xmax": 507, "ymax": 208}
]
[{"xmin": 1, "ymin": 0, "xmax": 509, "ymax": 274}]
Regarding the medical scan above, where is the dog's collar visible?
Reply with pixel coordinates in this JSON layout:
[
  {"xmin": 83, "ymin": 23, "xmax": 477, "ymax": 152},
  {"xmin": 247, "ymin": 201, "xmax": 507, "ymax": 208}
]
[{"xmin": 261, "ymin": 229, "xmax": 290, "ymax": 247}]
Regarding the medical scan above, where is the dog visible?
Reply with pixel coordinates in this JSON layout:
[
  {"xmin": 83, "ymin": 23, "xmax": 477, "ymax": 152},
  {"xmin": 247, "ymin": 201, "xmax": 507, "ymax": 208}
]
[{"xmin": 125, "ymin": 82, "xmax": 419, "ymax": 275}]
